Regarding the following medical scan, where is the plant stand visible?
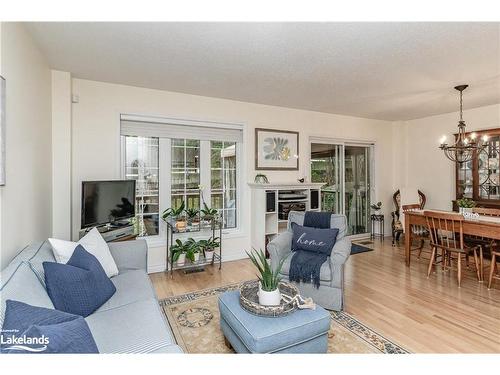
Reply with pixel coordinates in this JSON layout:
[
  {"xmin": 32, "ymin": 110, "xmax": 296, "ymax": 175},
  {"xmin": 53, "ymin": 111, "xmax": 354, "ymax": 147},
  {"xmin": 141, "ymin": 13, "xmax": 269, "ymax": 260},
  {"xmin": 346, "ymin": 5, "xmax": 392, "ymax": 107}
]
[
  {"xmin": 165, "ymin": 217, "xmax": 222, "ymax": 278},
  {"xmin": 370, "ymin": 214, "xmax": 385, "ymax": 240}
]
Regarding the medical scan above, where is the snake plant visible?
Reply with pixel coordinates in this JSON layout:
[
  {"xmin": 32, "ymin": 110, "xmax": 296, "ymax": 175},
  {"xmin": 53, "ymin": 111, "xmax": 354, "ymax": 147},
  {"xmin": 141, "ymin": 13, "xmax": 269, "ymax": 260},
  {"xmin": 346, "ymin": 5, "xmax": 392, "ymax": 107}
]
[{"xmin": 246, "ymin": 249, "xmax": 287, "ymax": 292}]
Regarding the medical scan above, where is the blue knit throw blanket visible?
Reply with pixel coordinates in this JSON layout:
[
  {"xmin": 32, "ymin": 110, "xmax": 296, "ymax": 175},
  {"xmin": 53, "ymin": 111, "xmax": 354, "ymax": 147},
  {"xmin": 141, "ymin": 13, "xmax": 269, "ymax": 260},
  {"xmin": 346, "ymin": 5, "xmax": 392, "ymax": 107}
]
[{"xmin": 289, "ymin": 212, "xmax": 333, "ymax": 288}]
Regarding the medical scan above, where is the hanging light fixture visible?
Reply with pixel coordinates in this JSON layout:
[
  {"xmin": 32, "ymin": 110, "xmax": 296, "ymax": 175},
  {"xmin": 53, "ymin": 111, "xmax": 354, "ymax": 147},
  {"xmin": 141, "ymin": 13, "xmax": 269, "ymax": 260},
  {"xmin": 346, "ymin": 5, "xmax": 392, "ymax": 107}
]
[{"xmin": 439, "ymin": 84, "xmax": 488, "ymax": 163}]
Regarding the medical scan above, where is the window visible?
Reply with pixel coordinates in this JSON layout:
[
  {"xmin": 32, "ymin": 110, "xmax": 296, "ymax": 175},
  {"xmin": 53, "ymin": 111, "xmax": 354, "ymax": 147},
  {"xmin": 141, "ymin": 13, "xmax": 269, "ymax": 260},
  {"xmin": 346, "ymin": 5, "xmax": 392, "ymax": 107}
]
[
  {"xmin": 121, "ymin": 116, "xmax": 242, "ymax": 236},
  {"xmin": 171, "ymin": 139, "xmax": 201, "ymax": 210},
  {"xmin": 211, "ymin": 141, "xmax": 237, "ymax": 229},
  {"xmin": 124, "ymin": 136, "xmax": 159, "ymax": 236}
]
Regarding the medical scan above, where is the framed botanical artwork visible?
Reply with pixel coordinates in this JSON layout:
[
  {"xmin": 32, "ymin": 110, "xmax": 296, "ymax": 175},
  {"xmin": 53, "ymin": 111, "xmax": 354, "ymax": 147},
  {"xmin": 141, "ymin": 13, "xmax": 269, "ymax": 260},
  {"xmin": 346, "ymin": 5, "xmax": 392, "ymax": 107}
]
[
  {"xmin": 0, "ymin": 76, "xmax": 5, "ymax": 186},
  {"xmin": 255, "ymin": 128, "xmax": 299, "ymax": 170}
]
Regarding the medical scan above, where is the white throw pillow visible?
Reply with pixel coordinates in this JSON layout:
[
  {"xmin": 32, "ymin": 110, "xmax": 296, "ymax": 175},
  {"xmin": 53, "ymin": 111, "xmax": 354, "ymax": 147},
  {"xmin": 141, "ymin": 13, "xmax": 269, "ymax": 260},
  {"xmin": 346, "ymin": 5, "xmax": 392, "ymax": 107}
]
[{"xmin": 48, "ymin": 227, "xmax": 119, "ymax": 278}]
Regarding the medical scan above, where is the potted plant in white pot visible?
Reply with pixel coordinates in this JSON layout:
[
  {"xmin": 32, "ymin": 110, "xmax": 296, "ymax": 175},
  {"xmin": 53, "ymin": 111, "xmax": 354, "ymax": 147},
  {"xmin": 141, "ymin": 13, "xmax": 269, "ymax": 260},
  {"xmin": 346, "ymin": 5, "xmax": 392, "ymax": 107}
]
[
  {"xmin": 370, "ymin": 201, "xmax": 382, "ymax": 214},
  {"xmin": 185, "ymin": 237, "xmax": 201, "ymax": 263},
  {"xmin": 201, "ymin": 236, "xmax": 220, "ymax": 262},
  {"xmin": 457, "ymin": 197, "xmax": 476, "ymax": 214},
  {"xmin": 185, "ymin": 208, "xmax": 200, "ymax": 231},
  {"xmin": 170, "ymin": 239, "xmax": 187, "ymax": 266},
  {"xmin": 246, "ymin": 249, "xmax": 287, "ymax": 306},
  {"xmin": 201, "ymin": 202, "xmax": 219, "ymax": 229}
]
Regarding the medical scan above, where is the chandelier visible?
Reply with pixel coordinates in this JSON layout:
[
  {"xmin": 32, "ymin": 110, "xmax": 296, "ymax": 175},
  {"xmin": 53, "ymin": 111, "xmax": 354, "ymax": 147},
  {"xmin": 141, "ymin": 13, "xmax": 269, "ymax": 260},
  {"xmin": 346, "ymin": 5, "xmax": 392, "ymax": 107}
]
[{"xmin": 439, "ymin": 85, "xmax": 488, "ymax": 164}]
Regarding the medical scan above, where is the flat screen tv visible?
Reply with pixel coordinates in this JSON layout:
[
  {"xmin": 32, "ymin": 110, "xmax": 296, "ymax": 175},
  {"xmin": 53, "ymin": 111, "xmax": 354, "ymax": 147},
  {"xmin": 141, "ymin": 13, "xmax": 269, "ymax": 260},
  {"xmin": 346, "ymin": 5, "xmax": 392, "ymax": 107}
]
[{"xmin": 81, "ymin": 180, "xmax": 136, "ymax": 229}]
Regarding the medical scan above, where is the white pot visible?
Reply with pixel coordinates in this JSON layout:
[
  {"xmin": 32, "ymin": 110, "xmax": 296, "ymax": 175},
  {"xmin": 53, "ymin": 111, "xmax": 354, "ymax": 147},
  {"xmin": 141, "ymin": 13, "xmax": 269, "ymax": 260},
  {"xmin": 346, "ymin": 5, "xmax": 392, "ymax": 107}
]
[
  {"xmin": 258, "ymin": 283, "xmax": 281, "ymax": 306},
  {"xmin": 193, "ymin": 253, "xmax": 200, "ymax": 262},
  {"xmin": 176, "ymin": 253, "xmax": 186, "ymax": 266},
  {"xmin": 205, "ymin": 250, "xmax": 214, "ymax": 262},
  {"xmin": 459, "ymin": 207, "xmax": 473, "ymax": 214}
]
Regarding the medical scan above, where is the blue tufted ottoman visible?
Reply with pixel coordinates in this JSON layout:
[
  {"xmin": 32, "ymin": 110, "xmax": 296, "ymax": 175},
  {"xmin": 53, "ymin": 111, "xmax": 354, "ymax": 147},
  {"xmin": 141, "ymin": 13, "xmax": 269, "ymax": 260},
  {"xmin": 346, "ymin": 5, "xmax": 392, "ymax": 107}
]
[{"xmin": 218, "ymin": 290, "xmax": 331, "ymax": 353}]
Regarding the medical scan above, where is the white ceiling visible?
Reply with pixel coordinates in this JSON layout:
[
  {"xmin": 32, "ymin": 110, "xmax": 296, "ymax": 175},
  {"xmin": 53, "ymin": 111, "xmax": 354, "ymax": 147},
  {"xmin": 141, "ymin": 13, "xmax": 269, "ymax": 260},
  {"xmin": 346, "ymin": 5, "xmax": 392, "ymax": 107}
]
[{"xmin": 26, "ymin": 22, "xmax": 500, "ymax": 121}]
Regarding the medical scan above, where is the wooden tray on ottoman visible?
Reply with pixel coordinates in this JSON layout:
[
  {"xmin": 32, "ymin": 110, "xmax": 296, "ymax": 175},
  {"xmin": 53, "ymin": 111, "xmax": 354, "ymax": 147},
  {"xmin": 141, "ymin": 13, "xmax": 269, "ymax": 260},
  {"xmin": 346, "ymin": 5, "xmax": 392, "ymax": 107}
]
[{"xmin": 239, "ymin": 281, "xmax": 299, "ymax": 317}]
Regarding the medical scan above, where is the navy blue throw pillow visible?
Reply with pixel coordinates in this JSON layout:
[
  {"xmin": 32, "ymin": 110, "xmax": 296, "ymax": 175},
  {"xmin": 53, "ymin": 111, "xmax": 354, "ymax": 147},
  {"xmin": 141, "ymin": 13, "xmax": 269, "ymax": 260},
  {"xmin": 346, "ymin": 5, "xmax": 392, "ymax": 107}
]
[
  {"xmin": 291, "ymin": 223, "xmax": 339, "ymax": 256},
  {"xmin": 0, "ymin": 300, "xmax": 99, "ymax": 353},
  {"xmin": 43, "ymin": 245, "xmax": 116, "ymax": 317}
]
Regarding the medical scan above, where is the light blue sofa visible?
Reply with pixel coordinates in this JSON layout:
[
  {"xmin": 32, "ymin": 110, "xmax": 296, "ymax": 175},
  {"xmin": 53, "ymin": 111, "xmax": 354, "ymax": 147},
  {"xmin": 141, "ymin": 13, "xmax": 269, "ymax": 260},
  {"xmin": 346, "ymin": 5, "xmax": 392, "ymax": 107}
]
[
  {"xmin": 0, "ymin": 240, "xmax": 182, "ymax": 354},
  {"xmin": 268, "ymin": 211, "xmax": 351, "ymax": 311}
]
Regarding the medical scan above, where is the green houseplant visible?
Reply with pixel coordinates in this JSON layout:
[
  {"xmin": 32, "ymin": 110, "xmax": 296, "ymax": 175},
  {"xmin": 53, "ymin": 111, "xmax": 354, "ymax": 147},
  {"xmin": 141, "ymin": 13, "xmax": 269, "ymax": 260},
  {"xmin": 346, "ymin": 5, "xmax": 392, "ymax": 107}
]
[
  {"xmin": 162, "ymin": 201, "xmax": 187, "ymax": 232},
  {"xmin": 370, "ymin": 201, "xmax": 382, "ymax": 213},
  {"xmin": 199, "ymin": 236, "xmax": 220, "ymax": 262},
  {"xmin": 246, "ymin": 248, "xmax": 287, "ymax": 306},
  {"xmin": 201, "ymin": 202, "xmax": 219, "ymax": 229},
  {"xmin": 170, "ymin": 239, "xmax": 188, "ymax": 266},
  {"xmin": 185, "ymin": 237, "xmax": 202, "ymax": 262},
  {"xmin": 185, "ymin": 207, "xmax": 200, "ymax": 230},
  {"xmin": 457, "ymin": 197, "xmax": 476, "ymax": 214}
]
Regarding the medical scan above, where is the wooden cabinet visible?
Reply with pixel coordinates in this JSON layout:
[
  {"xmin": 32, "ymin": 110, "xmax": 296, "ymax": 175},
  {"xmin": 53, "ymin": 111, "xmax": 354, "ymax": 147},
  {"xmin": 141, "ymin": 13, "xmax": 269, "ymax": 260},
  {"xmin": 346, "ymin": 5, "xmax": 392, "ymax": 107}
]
[{"xmin": 455, "ymin": 128, "xmax": 500, "ymax": 209}]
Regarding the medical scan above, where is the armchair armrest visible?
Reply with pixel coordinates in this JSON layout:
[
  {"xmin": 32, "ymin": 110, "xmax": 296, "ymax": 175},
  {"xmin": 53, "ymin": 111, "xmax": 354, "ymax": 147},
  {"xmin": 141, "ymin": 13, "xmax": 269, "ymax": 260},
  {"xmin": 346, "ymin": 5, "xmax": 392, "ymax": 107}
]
[
  {"xmin": 267, "ymin": 231, "xmax": 293, "ymax": 272},
  {"xmin": 330, "ymin": 237, "xmax": 351, "ymax": 266},
  {"xmin": 108, "ymin": 239, "xmax": 148, "ymax": 273}
]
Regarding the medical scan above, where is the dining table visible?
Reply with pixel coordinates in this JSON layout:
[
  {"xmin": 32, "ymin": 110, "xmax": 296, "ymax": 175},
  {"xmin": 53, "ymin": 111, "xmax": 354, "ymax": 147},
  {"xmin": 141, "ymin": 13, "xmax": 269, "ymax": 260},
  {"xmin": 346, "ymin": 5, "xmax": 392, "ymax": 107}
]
[{"xmin": 404, "ymin": 209, "xmax": 500, "ymax": 269}]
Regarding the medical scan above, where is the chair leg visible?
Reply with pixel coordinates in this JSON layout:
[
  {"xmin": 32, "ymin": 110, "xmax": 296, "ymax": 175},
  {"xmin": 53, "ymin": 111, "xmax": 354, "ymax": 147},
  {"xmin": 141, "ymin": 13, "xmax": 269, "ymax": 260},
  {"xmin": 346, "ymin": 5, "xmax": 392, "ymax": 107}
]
[
  {"xmin": 480, "ymin": 247, "xmax": 484, "ymax": 282},
  {"xmin": 457, "ymin": 253, "xmax": 462, "ymax": 287},
  {"xmin": 472, "ymin": 248, "xmax": 481, "ymax": 282},
  {"xmin": 427, "ymin": 247, "xmax": 436, "ymax": 277},
  {"xmin": 488, "ymin": 253, "xmax": 497, "ymax": 289}
]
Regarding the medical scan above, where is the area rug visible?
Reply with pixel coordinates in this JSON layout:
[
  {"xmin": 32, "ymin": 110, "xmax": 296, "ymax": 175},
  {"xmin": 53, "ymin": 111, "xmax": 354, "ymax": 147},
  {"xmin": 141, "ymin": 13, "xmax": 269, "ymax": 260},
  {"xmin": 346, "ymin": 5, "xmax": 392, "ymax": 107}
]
[
  {"xmin": 351, "ymin": 240, "xmax": 374, "ymax": 255},
  {"xmin": 159, "ymin": 282, "xmax": 408, "ymax": 354}
]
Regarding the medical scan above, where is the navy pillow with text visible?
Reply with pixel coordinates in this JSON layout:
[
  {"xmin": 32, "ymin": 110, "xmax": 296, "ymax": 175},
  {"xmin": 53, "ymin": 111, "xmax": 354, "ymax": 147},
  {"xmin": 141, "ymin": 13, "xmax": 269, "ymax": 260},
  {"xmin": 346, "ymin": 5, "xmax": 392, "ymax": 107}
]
[{"xmin": 291, "ymin": 222, "xmax": 339, "ymax": 256}]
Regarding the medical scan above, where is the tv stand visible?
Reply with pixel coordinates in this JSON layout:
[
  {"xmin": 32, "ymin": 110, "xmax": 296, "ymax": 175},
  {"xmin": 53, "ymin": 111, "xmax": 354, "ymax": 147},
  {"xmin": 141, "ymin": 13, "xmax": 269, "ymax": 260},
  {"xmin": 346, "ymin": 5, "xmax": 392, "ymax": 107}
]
[{"xmin": 79, "ymin": 223, "xmax": 136, "ymax": 242}]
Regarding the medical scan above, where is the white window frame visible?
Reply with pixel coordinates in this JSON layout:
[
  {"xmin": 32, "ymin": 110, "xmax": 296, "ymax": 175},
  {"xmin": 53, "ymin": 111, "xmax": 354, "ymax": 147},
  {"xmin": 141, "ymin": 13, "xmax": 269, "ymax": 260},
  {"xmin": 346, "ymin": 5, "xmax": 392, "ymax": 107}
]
[{"xmin": 120, "ymin": 116, "xmax": 244, "ymax": 244}]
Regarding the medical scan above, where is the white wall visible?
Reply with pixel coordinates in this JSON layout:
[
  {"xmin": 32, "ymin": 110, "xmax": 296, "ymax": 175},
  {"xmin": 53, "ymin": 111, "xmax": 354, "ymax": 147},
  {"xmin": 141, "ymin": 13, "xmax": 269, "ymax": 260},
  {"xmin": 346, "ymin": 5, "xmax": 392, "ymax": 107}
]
[
  {"xmin": 51, "ymin": 70, "xmax": 72, "ymax": 239},
  {"xmin": 68, "ymin": 78, "xmax": 395, "ymax": 272},
  {"xmin": 0, "ymin": 23, "xmax": 52, "ymax": 269},
  {"xmin": 394, "ymin": 104, "xmax": 500, "ymax": 210}
]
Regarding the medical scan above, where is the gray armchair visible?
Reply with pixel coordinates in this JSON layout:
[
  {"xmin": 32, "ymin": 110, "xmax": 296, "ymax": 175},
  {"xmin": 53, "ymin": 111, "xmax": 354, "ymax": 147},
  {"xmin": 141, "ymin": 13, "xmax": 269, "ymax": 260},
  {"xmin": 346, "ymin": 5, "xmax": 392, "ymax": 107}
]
[{"xmin": 268, "ymin": 211, "xmax": 351, "ymax": 311}]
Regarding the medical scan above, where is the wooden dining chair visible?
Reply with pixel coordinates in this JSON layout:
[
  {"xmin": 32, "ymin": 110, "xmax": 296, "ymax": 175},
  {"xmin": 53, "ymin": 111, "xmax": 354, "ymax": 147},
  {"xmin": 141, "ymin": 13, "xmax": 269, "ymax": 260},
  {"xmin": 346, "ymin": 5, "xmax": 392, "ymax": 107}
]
[
  {"xmin": 402, "ymin": 204, "xmax": 429, "ymax": 260},
  {"xmin": 488, "ymin": 250, "xmax": 499, "ymax": 289},
  {"xmin": 465, "ymin": 207, "xmax": 500, "ymax": 281},
  {"xmin": 424, "ymin": 210, "xmax": 482, "ymax": 287}
]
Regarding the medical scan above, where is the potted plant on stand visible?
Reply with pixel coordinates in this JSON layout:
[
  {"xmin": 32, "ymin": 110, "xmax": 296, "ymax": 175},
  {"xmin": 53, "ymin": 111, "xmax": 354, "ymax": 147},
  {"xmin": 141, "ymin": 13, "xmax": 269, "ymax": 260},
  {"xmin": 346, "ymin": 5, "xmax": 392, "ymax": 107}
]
[
  {"xmin": 170, "ymin": 239, "xmax": 187, "ymax": 267},
  {"xmin": 457, "ymin": 197, "xmax": 476, "ymax": 214},
  {"xmin": 201, "ymin": 202, "xmax": 219, "ymax": 229},
  {"xmin": 162, "ymin": 201, "xmax": 187, "ymax": 232},
  {"xmin": 246, "ymin": 249, "xmax": 287, "ymax": 306},
  {"xmin": 185, "ymin": 238, "xmax": 201, "ymax": 263},
  {"xmin": 370, "ymin": 201, "xmax": 382, "ymax": 214},
  {"xmin": 185, "ymin": 208, "xmax": 200, "ymax": 231},
  {"xmin": 199, "ymin": 236, "xmax": 220, "ymax": 262}
]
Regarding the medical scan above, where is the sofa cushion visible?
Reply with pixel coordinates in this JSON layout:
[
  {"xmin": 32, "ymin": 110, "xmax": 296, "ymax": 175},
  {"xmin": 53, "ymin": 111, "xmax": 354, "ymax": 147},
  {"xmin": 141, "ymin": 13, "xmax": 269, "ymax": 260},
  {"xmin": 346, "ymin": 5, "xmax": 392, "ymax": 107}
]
[
  {"xmin": 43, "ymin": 246, "xmax": 116, "ymax": 317},
  {"xmin": 96, "ymin": 269, "xmax": 156, "ymax": 312},
  {"xmin": 1, "ymin": 300, "xmax": 98, "ymax": 354},
  {"xmin": 49, "ymin": 227, "xmax": 119, "ymax": 278},
  {"xmin": 85, "ymin": 299, "xmax": 176, "ymax": 353},
  {"xmin": 0, "ymin": 262, "xmax": 54, "ymax": 327}
]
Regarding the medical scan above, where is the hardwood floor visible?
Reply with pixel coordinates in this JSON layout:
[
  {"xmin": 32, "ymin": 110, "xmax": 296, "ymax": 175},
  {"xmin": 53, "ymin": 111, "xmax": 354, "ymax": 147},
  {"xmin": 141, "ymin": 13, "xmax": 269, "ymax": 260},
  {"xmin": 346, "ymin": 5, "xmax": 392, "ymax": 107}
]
[{"xmin": 149, "ymin": 239, "xmax": 500, "ymax": 353}]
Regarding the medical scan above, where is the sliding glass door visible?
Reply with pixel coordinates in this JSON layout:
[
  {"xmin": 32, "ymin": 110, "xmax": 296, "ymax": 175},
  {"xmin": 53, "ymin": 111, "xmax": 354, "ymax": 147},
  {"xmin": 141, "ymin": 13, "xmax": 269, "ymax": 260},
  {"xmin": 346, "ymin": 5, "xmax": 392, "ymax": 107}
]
[
  {"xmin": 311, "ymin": 141, "xmax": 373, "ymax": 236},
  {"xmin": 344, "ymin": 145, "xmax": 371, "ymax": 236}
]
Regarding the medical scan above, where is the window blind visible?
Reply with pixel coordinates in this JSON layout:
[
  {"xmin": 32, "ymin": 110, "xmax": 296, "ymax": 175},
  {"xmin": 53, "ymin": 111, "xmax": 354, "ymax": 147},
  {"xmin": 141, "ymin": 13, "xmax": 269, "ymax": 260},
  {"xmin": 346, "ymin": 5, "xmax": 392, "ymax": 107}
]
[{"xmin": 120, "ymin": 115, "xmax": 243, "ymax": 143}]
